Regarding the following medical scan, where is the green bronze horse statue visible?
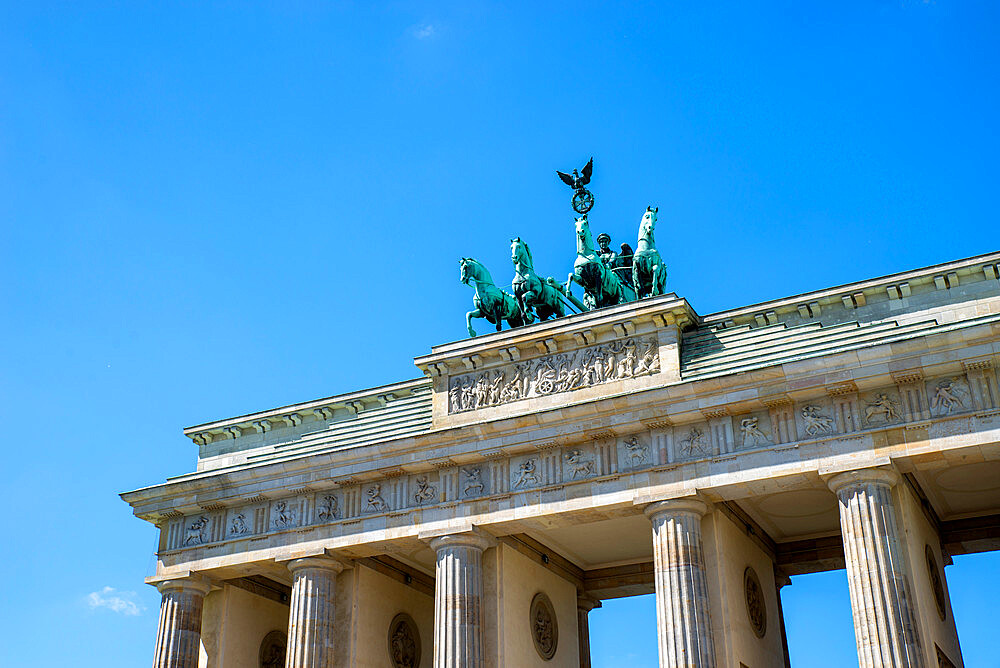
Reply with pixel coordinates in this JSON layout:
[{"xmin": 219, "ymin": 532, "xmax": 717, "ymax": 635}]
[
  {"xmin": 565, "ymin": 215, "xmax": 636, "ymax": 310},
  {"xmin": 510, "ymin": 237, "xmax": 567, "ymax": 324},
  {"xmin": 632, "ymin": 206, "xmax": 667, "ymax": 298},
  {"xmin": 460, "ymin": 257, "xmax": 526, "ymax": 337}
]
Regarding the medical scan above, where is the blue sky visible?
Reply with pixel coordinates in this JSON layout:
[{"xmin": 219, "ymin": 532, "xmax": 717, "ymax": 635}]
[{"xmin": 1, "ymin": 2, "xmax": 998, "ymax": 666}]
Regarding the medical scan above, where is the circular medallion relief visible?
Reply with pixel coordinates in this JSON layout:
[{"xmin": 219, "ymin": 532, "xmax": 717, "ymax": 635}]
[
  {"xmin": 388, "ymin": 612, "xmax": 421, "ymax": 668},
  {"xmin": 744, "ymin": 567, "xmax": 767, "ymax": 639},
  {"xmin": 259, "ymin": 629, "xmax": 287, "ymax": 668},
  {"xmin": 530, "ymin": 592, "xmax": 558, "ymax": 660},
  {"xmin": 925, "ymin": 545, "xmax": 946, "ymax": 621}
]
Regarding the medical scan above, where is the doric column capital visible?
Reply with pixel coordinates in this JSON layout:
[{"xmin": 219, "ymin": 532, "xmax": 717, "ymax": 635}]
[
  {"xmin": 284, "ymin": 555, "xmax": 347, "ymax": 575},
  {"xmin": 154, "ymin": 575, "xmax": 213, "ymax": 597},
  {"xmin": 826, "ymin": 467, "xmax": 899, "ymax": 495},
  {"xmin": 643, "ymin": 496, "xmax": 710, "ymax": 521},
  {"xmin": 577, "ymin": 593, "xmax": 602, "ymax": 613},
  {"xmin": 429, "ymin": 531, "xmax": 492, "ymax": 553}
]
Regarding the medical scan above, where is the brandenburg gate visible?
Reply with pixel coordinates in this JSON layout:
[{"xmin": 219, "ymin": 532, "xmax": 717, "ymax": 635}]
[{"xmin": 123, "ymin": 231, "xmax": 1000, "ymax": 667}]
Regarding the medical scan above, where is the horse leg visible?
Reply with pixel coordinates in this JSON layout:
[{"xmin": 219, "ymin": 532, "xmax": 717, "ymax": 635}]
[
  {"xmin": 517, "ymin": 293, "xmax": 535, "ymax": 324},
  {"xmin": 467, "ymin": 309, "xmax": 481, "ymax": 338},
  {"xmin": 651, "ymin": 264, "xmax": 660, "ymax": 296}
]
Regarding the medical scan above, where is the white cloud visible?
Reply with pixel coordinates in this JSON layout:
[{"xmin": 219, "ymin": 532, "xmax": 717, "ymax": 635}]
[
  {"xmin": 87, "ymin": 586, "xmax": 144, "ymax": 616},
  {"xmin": 413, "ymin": 23, "xmax": 437, "ymax": 40}
]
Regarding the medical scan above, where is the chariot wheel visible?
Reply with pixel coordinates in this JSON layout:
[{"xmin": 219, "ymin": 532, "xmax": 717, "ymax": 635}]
[
  {"xmin": 572, "ymin": 189, "xmax": 594, "ymax": 214},
  {"xmin": 536, "ymin": 378, "xmax": 555, "ymax": 395}
]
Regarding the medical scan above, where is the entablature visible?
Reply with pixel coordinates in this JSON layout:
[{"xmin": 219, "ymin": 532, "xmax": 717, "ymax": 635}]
[{"xmin": 122, "ymin": 317, "xmax": 1000, "ymax": 528}]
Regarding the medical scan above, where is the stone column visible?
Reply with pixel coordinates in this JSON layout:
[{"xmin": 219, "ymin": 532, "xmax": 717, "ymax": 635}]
[
  {"xmin": 577, "ymin": 594, "xmax": 601, "ymax": 668},
  {"xmin": 645, "ymin": 498, "xmax": 716, "ymax": 668},
  {"xmin": 430, "ymin": 533, "xmax": 490, "ymax": 668},
  {"xmin": 774, "ymin": 570, "xmax": 792, "ymax": 668},
  {"xmin": 284, "ymin": 555, "xmax": 346, "ymax": 668},
  {"xmin": 828, "ymin": 468, "xmax": 924, "ymax": 668},
  {"xmin": 152, "ymin": 577, "xmax": 212, "ymax": 668}
]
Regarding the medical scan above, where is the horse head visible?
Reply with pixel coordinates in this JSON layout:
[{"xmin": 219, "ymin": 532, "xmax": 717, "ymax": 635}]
[
  {"xmin": 638, "ymin": 206, "xmax": 658, "ymax": 246},
  {"xmin": 460, "ymin": 257, "xmax": 492, "ymax": 287},
  {"xmin": 575, "ymin": 215, "xmax": 595, "ymax": 257},
  {"xmin": 510, "ymin": 237, "xmax": 533, "ymax": 269}
]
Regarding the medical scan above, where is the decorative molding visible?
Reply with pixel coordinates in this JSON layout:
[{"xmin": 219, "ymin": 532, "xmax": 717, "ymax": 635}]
[
  {"xmin": 160, "ymin": 371, "xmax": 993, "ymax": 555},
  {"xmin": 826, "ymin": 381, "xmax": 859, "ymax": 397},
  {"xmin": 892, "ymin": 370, "xmax": 925, "ymax": 385}
]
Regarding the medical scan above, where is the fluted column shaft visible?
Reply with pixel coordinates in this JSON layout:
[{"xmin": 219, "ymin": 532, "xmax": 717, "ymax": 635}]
[
  {"xmin": 152, "ymin": 577, "xmax": 212, "ymax": 668},
  {"xmin": 645, "ymin": 498, "xmax": 716, "ymax": 668},
  {"xmin": 577, "ymin": 595, "xmax": 601, "ymax": 668},
  {"xmin": 430, "ymin": 533, "xmax": 490, "ymax": 668},
  {"xmin": 829, "ymin": 469, "xmax": 924, "ymax": 668},
  {"xmin": 284, "ymin": 556, "xmax": 345, "ymax": 668}
]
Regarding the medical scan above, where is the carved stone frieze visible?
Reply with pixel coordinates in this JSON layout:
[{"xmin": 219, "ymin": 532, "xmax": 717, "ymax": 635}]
[
  {"xmin": 739, "ymin": 417, "xmax": 771, "ymax": 447},
  {"xmin": 564, "ymin": 449, "xmax": 595, "ymax": 479},
  {"xmin": 864, "ymin": 392, "xmax": 901, "ymax": 425},
  {"xmin": 622, "ymin": 436, "xmax": 648, "ymax": 467},
  {"xmin": 272, "ymin": 501, "xmax": 295, "ymax": 529},
  {"xmin": 163, "ymin": 370, "xmax": 990, "ymax": 554},
  {"xmin": 185, "ymin": 516, "xmax": 208, "ymax": 545},
  {"xmin": 801, "ymin": 405, "xmax": 834, "ymax": 436},
  {"xmin": 317, "ymin": 495, "xmax": 339, "ymax": 521},
  {"xmin": 447, "ymin": 336, "xmax": 660, "ymax": 413},
  {"xmin": 930, "ymin": 377, "xmax": 966, "ymax": 416},
  {"xmin": 413, "ymin": 476, "xmax": 436, "ymax": 504}
]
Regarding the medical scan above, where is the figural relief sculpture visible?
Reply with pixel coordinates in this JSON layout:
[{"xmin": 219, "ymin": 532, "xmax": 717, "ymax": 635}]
[
  {"xmin": 801, "ymin": 405, "xmax": 834, "ymax": 436},
  {"xmin": 514, "ymin": 459, "xmax": 541, "ymax": 488},
  {"xmin": 931, "ymin": 379, "xmax": 965, "ymax": 415},
  {"xmin": 744, "ymin": 567, "xmax": 767, "ymax": 639},
  {"xmin": 448, "ymin": 336, "xmax": 659, "ymax": 413},
  {"xmin": 740, "ymin": 417, "xmax": 771, "ymax": 447},
  {"xmin": 680, "ymin": 427, "xmax": 710, "ymax": 457},
  {"xmin": 530, "ymin": 592, "xmax": 558, "ymax": 660},
  {"xmin": 865, "ymin": 393, "xmax": 900, "ymax": 424},
  {"xmin": 413, "ymin": 476, "xmax": 436, "ymax": 504},
  {"xmin": 388, "ymin": 613, "xmax": 420, "ymax": 668},
  {"xmin": 317, "ymin": 495, "xmax": 339, "ymax": 521},
  {"xmin": 273, "ymin": 501, "xmax": 295, "ymax": 528},
  {"xmin": 463, "ymin": 468, "xmax": 484, "ymax": 497},
  {"xmin": 564, "ymin": 449, "xmax": 596, "ymax": 478},
  {"xmin": 366, "ymin": 484, "xmax": 388, "ymax": 512},
  {"xmin": 185, "ymin": 516, "xmax": 209, "ymax": 545},
  {"xmin": 624, "ymin": 436, "xmax": 648, "ymax": 466},
  {"xmin": 230, "ymin": 513, "xmax": 249, "ymax": 535}
]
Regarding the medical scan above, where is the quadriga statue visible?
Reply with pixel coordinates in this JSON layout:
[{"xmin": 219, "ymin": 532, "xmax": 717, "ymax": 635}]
[
  {"xmin": 510, "ymin": 237, "xmax": 568, "ymax": 324},
  {"xmin": 565, "ymin": 214, "xmax": 636, "ymax": 310},
  {"xmin": 460, "ymin": 257, "xmax": 525, "ymax": 337},
  {"xmin": 632, "ymin": 206, "xmax": 667, "ymax": 298}
]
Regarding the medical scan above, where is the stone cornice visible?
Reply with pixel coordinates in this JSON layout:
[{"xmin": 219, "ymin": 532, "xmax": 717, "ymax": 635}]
[
  {"xmin": 182, "ymin": 377, "xmax": 429, "ymax": 446},
  {"xmin": 414, "ymin": 293, "xmax": 696, "ymax": 376},
  {"xmin": 701, "ymin": 250, "xmax": 1000, "ymax": 327},
  {"xmin": 120, "ymin": 318, "xmax": 1000, "ymax": 520}
]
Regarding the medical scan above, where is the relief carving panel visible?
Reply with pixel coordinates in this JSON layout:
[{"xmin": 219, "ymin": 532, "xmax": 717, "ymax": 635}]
[{"xmin": 448, "ymin": 336, "xmax": 660, "ymax": 413}]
